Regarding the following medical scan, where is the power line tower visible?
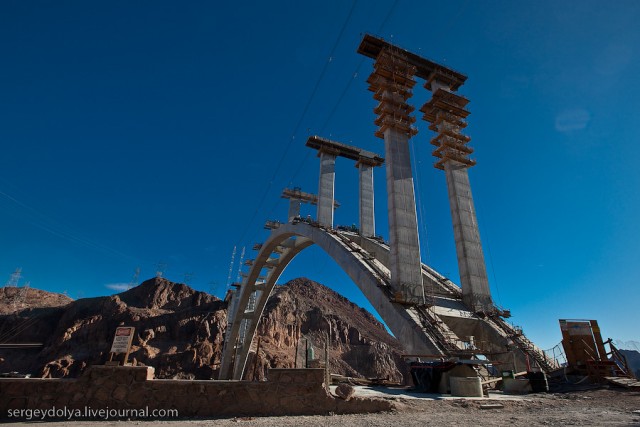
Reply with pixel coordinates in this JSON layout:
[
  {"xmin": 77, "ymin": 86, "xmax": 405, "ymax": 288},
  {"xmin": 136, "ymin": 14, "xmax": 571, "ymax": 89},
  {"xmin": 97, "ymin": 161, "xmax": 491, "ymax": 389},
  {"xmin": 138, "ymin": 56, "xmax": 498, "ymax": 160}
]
[
  {"xmin": 208, "ymin": 280, "xmax": 218, "ymax": 296},
  {"xmin": 14, "ymin": 281, "xmax": 30, "ymax": 307},
  {"xmin": 236, "ymin": 246, "xmax": 246, "ymax": 283},
  {"xmin": 129, "ymin": 267, "xmax": 141, "ymax": 289},
  {"xmin": 183, "ymin": 272, "xmax": 194, "ymax": 285},
  {"xmin": 4, "ymin": 268, "xmax": 22, "ymax": 287},
  {"xmin": 155, "ymin": 261, "xmax": 167, "ymax": 278},
  {"xmin": 226, "ymin": 246, "xmax": 237, "ymax": 289}
]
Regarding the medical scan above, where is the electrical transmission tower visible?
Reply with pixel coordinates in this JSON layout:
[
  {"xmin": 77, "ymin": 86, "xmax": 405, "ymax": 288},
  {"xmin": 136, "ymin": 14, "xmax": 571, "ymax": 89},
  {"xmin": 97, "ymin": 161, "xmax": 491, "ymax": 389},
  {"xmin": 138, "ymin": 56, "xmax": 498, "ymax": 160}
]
[
  {"xmin": 236, "ymin": 246, "xmax": 246, "ymax": 283},
  {"xmin": 4, "ymin": 268, "xmax": 22, "ymax": 287},
  {"xmin": 226, "ymin": 246, "xmax": 237, "ymax": 289},
  {"xmin": 129, "ymin": 267, "xmax": 141, "ymax": 289},
  {"xmin": 208, "ymin": 280, "xmax": 218, "ymax": 296},
  {"xmin": 155, "ymin": 261, "xmax": 167, "ymax": 278},
  {"xmin": 2, "ymin": 268, "xmax": 30, "ymax": 310},
  {"xmin": 13, "ymin": 281, "xmax": 30, "ymax": 307},
  {"xmin": 183, "ymin": 272, "xmax": 194, "ymax": 285}
]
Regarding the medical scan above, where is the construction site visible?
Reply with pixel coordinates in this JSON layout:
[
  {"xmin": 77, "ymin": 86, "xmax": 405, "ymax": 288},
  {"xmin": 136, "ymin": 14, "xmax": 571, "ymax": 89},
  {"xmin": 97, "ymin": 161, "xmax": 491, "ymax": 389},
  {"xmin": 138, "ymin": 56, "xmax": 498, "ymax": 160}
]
[
  {"xmin": 1, "ymin": 30, "xmax": 638, "ymax": 425},
  {"xmin": 220, "ymin": 34, "xmax": 638, "ymax": 386}
]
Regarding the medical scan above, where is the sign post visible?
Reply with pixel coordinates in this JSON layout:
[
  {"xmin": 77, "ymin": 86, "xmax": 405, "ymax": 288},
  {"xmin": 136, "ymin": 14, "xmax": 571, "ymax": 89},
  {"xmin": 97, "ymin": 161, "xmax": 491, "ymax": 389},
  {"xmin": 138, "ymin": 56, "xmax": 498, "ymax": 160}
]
[{"xmin": 108, "ymin": 326, "xmax": 135, "ymax": 366}]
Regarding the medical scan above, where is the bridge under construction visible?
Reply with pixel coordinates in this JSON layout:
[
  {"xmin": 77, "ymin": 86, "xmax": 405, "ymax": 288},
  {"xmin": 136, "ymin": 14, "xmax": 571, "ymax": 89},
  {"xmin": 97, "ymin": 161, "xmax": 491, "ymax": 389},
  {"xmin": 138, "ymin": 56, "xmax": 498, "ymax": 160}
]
[{"xmin": 219, "ymin": 34, "xmax": 558, "ymax": 381}]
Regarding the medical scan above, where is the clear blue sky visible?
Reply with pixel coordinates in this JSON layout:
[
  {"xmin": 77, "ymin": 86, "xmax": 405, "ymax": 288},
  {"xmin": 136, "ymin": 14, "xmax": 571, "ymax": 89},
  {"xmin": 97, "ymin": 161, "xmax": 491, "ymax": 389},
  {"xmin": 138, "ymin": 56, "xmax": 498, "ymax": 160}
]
[{"xmin": 1, "ymin": 0, "xmax": 638, "ymax": 350}]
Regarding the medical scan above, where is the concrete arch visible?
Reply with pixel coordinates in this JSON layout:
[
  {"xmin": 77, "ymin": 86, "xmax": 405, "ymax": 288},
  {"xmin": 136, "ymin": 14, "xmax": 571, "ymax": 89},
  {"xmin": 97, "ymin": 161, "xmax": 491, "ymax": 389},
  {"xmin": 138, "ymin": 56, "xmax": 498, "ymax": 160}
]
[{"xmin": 218, "ymin": 221, "xmax": 444, "ymax": 380}]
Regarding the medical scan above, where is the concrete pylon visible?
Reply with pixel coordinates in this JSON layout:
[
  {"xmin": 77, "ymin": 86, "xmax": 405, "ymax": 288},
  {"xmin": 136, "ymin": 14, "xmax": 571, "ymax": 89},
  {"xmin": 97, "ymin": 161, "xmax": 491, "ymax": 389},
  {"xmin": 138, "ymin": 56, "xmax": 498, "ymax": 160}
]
[
  {"xmin": 316, "ymin": 150, "xmax": 337, "ymax": 228},
  {"xmin": 444, "ymin": 161, "xmax": 492, "ymax": 311},
  {"xmin": 421, "ymin": 73, "xmax": 493, "ymax": 312},
  {"xmin": 357, "ymin": 160, "xmax": 375, "ymax": 237},
  {"xmin": 306, "ymin": 135, "xmax": 384, "ymax": 235},
  {"xmin": 287, "ymin": 199, "xmax": 301, "ymax": 222},
  {"xmin": 281, "ymin": 188, "xmax": 319, "ymax": 223},
  {"xmin": 367, "ymin": 49, "xmax": 425, "ymax": 305}
]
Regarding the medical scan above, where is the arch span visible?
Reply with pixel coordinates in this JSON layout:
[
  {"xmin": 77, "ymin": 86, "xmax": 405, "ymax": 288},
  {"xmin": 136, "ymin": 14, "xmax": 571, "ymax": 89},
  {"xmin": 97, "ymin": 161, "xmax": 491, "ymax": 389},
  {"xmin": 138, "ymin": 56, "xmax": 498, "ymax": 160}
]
[{"xmin": 218, "ymin": 221, "xmax": 446, "ymax": 380}]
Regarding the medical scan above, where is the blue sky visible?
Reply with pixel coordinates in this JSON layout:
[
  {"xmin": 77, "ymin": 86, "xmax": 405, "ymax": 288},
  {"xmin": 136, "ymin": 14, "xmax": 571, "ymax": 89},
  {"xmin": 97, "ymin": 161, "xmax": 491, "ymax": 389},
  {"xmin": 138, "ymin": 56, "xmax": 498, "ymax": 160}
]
[{"xmin": 1, "ymin": 0, "xmax": 638, "ymax": 350}]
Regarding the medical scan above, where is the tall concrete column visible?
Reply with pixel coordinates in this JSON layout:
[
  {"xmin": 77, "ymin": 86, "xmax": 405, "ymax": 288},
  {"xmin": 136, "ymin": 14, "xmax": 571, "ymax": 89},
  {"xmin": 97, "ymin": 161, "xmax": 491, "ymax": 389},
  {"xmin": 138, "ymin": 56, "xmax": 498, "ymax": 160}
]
[
  {"xmin": 421, "ymin": 72, "xmax": 493, "ymax": 312},
  {"xmin": 316, "ymin": 151, "xmax": 336, "ymax": 228},
  {"xmin": 444, "ymin": 161, "xmax": 492, "ymax": 311},
  {"xmin": 306, "ymin": 135, "xmax": 383, "ymax": 234},
  {"xmin": 366, "ymin": 49, "xmax": 425, "ymax": 305},
  {"xmin": 357, "ymin": 161, "xmax": 375, "ymax": 237},
  {"xmin": 383, "ymin": 127, "xmax": 424, "ymax": 304},
  {"xmin": 287, "ymin": 199, "xmax": 301, "ymax": 222},
  {"xmin": 282, "ymin": 187, "xmax": 319, "ymax": 224}
]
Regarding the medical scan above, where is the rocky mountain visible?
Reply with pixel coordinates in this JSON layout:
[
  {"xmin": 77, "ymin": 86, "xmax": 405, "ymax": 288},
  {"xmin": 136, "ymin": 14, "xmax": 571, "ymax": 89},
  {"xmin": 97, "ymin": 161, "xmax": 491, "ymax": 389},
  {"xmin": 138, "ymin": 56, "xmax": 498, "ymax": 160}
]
[
  {"xmin": 0, "ymin": 286, "xmax": 72, "ymax": 315},
  {"xmin": 620, "ymin": 350, "xmax": 640, "ymax": 378},
  {"xmin": 0, "ymin": 277, "xmax": 407, "ymax": 382},
  {"xmin": 252, "ymin": 278, "xmax": 406, "ymax": 383}
]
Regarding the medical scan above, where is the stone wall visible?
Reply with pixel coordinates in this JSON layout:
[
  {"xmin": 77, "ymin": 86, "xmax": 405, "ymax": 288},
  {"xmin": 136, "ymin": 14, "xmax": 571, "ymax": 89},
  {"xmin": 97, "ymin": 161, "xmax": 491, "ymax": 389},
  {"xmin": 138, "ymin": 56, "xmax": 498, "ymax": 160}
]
[{"xmin": 0, "ymin": 366, "xmax": 392, "ymax": 420}]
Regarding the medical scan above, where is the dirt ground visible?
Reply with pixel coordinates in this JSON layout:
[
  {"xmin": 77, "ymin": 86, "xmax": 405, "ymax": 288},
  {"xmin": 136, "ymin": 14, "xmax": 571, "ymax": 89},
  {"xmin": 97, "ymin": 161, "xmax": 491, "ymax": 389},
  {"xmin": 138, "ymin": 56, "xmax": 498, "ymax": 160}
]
[{"xmin": 5, "ymin": 386, "xmax": 640, "ymax": 426}]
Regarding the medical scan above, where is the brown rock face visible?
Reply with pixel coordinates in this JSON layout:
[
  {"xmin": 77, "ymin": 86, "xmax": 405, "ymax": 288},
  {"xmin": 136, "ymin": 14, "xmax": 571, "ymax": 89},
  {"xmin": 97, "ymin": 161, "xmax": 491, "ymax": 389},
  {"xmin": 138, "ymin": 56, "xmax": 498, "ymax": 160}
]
[
  {"xmin": 335, "ymin": 383, "xmax": 356, "ymax": 400},
  {"xmin": 253, "ymin": 278, "xmax": 407, "ymax": 383},
  {"xmin": 0, "ymin": 278, "xmax": 225, "ymax": 379},
  {"xmin": 0, "ymin": 277, "xmax": 408, "ymax": 383},
  {"xmin": 0, "ymin": 287, "xmax": 71, "ymax": 315}
]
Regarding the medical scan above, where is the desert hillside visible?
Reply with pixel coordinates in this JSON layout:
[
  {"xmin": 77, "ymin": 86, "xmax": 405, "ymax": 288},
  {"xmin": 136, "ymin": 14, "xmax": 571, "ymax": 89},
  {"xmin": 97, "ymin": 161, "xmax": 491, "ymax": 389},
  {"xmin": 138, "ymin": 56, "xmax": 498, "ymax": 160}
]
[{"xmin": 0, "ymin": 277, "xmax": 407, "ymax": 382}]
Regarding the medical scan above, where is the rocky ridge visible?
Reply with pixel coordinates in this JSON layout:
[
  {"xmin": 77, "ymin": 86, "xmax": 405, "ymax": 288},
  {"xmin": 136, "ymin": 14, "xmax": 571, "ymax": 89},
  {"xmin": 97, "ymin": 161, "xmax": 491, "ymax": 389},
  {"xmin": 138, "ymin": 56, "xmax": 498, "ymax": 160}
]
[
  {"xmin": 0, "ymin": 286, "xmax": 72, "ymax": 316},
  {"xmin": 0, "ymin": 277, "xmax": 407, "ymax": 382},
  {"xmin": 253, "ymin": 278, "xmax": 405, "ymax": 382}
]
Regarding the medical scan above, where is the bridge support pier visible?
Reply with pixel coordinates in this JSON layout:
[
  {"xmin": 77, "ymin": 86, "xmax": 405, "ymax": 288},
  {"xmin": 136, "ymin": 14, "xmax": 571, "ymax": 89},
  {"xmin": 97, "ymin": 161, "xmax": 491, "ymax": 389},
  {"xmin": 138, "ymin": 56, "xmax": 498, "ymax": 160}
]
[
  {"xmin": 288, "ymin": 199, "xmax": 301, "ymax": 222},
  {"xmin": 317, "ymin": 150, "xmax": 337, "ymax": 228},
  {"xmin": 357, "ymin": 160, "xmax": 376, "ymax": 237},
  {"xmin": 306, "ymin": 136, "xmax": 384, "ymax": 235},
  {"xmin": 444, "ymin": 162, "xmax": 492, "ymax": 311},
  {"xmin": 281, "ymin": 188, "xmax": 319, "ymax": 223},
  {"xmin": 368, "ymin": 48, "xmax": 424, "ymax": 305},
  {"xmin": 422, "ymin": 73, "xmax": 493, "ymax": 312}
]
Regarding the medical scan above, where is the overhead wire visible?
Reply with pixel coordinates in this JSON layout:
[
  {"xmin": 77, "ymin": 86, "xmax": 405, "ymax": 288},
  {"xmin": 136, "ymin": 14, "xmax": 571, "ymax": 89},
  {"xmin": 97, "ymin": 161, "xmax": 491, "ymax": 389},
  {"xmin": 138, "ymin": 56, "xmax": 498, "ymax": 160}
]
[
  {"xmin": 376, "ymin": 0, "xmax": 399, "ymax": 32},
  {"xmin": 259, "ymin": 58, "xmax": 366, "ymax": 232},
  {"xmin": 410, "ymin": 140, "xmax": 431, "ymax": 266},
  {"xmin": 243, "ymin": 0, "xmax": 399, "ymax": 288},
  {"xmin": 237, "ymin": 0, "xmax": 480, "ymax": 303},
  {"xmin": 248, "ymin": 0, "xmax": 400, "ymax": 243},
  {"xmin": 405, "ymin": 0, "xmax": 470, "ymax": 274},
  {"xmin": 0, "ymin": 308, "xmax": 49, "ymax": 344},
  {"xmin": 474, "ymin": 192, "xmax": 504, "ymax": 307},
  {"xmin": 287, "ymin": 57, "xmax": 366, "ymax": 189},
  {"xmin": 255, "ymin": 60, "xmax": 367, "ymax": 235},
  {"xmin": 234, "ymin": 0, "xmax": 360, "ymax": 249},
  {"xmin": 0, "ymin": 189, "xmax": 145, "ymax": 264}
]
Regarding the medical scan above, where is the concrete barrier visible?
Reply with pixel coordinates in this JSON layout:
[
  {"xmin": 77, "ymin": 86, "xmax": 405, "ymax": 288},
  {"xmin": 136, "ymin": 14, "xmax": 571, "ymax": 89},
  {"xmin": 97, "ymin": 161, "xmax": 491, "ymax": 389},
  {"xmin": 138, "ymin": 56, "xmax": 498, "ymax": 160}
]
[
  {"xmin": 0, "ymin": 367, "xmax": 393, "ymax": 420},
  {"xmin": 450, "ymin": 376, "xmax": 483, "ymax": 397},
  {"xmin": 503, "ymin": 378, "xmax": 532, "ymax": 394}
]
